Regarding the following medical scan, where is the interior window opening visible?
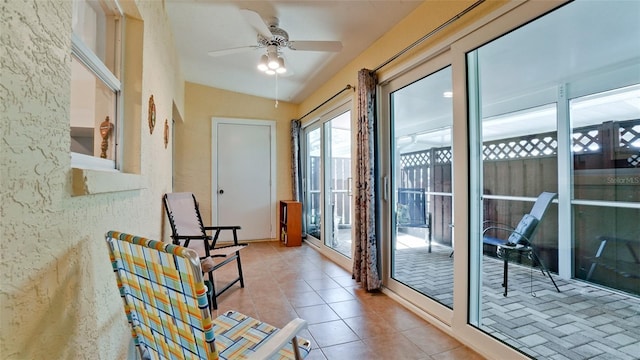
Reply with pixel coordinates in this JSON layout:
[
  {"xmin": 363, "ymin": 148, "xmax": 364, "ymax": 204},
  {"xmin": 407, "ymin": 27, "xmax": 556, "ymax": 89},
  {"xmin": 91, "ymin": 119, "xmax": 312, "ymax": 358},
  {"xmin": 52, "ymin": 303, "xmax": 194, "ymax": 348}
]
[{"xmin": 71, "ymin": 0, "xmax": 122, "ymax": 169}]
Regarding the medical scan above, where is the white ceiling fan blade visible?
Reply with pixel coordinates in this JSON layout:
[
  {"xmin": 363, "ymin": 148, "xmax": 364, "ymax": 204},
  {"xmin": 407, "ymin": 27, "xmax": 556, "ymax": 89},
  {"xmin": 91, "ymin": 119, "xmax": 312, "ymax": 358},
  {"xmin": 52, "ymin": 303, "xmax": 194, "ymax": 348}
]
[
  {"xmin": 239, "ymin": 9, "xmax": 272, "ymax": 39},
  {"xmin": 288, "ymin": 41, "xmax": 343, "ymax": 52},
  {"xmin": 207, "ymin": 45, "xmax": 259, "ymax": 57}
]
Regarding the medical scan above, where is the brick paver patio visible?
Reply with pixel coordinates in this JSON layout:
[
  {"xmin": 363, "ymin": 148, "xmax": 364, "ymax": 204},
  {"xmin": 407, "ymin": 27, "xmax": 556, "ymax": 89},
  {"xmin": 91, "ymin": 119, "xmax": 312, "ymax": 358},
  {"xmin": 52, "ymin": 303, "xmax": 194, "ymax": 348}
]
[{"xmin": 393, "ymin": 237, "xmax": 640, "ymax": 359}]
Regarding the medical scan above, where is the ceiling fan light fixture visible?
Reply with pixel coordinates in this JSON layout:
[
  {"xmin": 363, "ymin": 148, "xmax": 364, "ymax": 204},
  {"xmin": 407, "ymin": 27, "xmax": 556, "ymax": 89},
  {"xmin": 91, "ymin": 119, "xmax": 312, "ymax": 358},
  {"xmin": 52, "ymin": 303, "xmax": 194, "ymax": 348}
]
[
  {"xmin": 267, "ymin": 52, "xmax": 280, "ymax": 69},
  {"xmin": 265, "ymin": 69, "xmax": 276, "ymax": 75},
  {"xmin": 276, "ymin": 57, "xmax": 286, "ymax": 73},
  {"xmin": 257, "ymin": 54, "xmax": 269, "ymax": 71}
]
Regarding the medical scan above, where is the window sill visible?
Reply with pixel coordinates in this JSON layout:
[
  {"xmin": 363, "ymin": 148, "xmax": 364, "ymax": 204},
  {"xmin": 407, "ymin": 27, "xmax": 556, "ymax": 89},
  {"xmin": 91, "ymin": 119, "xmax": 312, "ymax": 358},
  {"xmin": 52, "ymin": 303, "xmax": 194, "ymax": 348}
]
[{"xmin": 72, "ymin": 167, "xmax": 147, "ymax": 196}]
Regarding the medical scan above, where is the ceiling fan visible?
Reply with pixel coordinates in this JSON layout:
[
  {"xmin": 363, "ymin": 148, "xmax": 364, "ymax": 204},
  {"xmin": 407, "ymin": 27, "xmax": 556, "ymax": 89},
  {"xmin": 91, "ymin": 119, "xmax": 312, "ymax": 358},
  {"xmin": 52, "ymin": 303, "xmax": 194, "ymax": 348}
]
[{"xmin": 207, "ymin": 9, "xmax": 343, "ymax": 58}]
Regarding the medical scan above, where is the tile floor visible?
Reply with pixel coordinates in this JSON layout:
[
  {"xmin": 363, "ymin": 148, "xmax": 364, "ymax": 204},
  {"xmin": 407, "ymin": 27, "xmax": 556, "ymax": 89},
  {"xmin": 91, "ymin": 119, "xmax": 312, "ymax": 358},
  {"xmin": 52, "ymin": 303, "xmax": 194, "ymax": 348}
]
[
  {"xmin": 211, "ymin": 241, "xmax": 485, "ymax": 360},
  {"xmin": 259, "ymin": 231, "xmax": 640, "ymax": 359}
]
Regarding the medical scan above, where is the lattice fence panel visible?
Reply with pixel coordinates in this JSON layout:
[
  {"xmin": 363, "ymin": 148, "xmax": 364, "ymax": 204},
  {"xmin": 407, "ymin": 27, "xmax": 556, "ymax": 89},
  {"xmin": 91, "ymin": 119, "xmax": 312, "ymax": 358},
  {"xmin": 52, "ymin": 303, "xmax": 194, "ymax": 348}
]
[
  {"xmin": 400, "ymin": 151, "xmax": 430, "ymax": 168},
  {"xmin": 620, "ymin": 122, "xmax": 640, "ymax": 167},
  {"xmin": 398, "ymin": 120, "xmax": 639, "ymax": 169},
  {"xmin": 435, "ymin": 148, "xmax": 452, "ymax": 164},
  {"xmin": 619, "ymin": 123, "xmax": 640, "ymax": 149},
  {"xmin": 573, "ymin": 128, "xmax": 600, "ymax": 153},
  {"xmin": 483, "ymin": 133, "xmax": 558, "ymax": 160}
]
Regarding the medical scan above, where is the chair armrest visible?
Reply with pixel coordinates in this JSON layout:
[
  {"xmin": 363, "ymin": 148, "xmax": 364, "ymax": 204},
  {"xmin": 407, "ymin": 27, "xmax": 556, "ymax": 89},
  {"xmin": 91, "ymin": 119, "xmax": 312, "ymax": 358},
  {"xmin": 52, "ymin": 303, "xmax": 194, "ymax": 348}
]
[
  {"xmin": 246, "ymin": 318, "xmax": 308, "ymax": 360},
  {"xmin": 171, "ymin": 235, "xmax": 212, "ymax": 248},
  {"xmin": 483, "ymin": 226, "xmax": 531, "ymax": 246},
  {"xmin": 172, "ymin": 235, "xmax": 211, "ymax": 240},
  {"xmin": 203, "ymin": 226, "xmax": 241, "ymax": 231}
]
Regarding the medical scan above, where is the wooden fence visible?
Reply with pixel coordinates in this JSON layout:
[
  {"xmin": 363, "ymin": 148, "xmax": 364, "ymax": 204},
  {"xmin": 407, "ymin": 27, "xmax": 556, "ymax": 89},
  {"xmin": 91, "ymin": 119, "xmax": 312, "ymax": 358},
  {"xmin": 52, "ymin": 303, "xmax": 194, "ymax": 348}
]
[
  {"xmin": 398, "ymin": 119, "xmax": 639, "ymax": 282},
  {"xmin": 304, "ymin": 119, "xmax": 638, "ymax": 293}
]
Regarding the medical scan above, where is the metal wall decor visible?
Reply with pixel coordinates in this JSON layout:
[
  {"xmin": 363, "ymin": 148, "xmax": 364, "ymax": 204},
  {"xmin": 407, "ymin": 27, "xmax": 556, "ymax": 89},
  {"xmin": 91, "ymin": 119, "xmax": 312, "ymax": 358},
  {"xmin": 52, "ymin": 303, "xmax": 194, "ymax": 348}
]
[{"xmin": 148, "ymin": 95, "xmax": 156, "ymax": 134}]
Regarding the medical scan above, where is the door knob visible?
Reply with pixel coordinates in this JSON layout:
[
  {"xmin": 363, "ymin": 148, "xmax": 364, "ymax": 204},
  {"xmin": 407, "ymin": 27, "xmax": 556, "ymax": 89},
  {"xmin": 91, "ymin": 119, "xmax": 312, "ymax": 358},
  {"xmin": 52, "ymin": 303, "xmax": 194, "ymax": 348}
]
[{"xmin": 219, "ymin": 189, "xmax": 224, "ymax": 194}]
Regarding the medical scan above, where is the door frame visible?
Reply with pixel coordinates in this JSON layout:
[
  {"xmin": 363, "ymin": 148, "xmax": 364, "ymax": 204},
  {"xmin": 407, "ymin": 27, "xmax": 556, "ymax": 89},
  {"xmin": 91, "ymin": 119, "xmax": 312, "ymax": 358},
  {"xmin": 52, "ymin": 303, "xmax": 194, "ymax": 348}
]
[{"xmin": 211, "ymin": 117, "xmax": 277, "ymax": 239}]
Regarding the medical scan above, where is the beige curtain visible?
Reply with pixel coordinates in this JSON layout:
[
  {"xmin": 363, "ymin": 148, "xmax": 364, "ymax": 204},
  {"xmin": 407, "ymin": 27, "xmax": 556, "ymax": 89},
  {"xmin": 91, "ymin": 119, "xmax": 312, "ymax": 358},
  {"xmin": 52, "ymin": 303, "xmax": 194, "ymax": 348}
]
[{"xmin": 352, "ymin": 69, "xmax": 381, "ymax": 291}]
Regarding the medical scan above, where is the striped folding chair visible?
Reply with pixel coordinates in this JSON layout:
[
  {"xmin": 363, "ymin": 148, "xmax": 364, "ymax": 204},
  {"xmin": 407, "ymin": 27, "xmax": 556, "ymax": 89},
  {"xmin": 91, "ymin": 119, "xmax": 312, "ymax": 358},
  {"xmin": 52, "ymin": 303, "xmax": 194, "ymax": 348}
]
[{"xmin": 106, "ymin": 231, "xmax": 310, "ymax": 359}]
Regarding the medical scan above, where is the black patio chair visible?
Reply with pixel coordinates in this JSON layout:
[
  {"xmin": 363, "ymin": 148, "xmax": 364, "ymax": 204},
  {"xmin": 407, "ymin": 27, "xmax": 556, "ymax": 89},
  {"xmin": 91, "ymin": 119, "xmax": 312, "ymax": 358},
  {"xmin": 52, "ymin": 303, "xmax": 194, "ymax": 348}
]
[
  {"xmin": 483, "ymin": 192, "xmax": 560, "ymax": 296},
  {"xmin": 163, "ymin": 192, "xmax": 248, "ymax": 310}
]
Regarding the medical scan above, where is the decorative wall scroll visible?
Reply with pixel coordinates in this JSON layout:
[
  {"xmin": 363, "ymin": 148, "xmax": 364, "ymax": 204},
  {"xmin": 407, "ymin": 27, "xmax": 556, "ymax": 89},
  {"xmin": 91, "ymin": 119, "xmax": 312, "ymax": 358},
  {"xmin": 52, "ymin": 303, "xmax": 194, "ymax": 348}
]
[
  {"xmin": 148, "ymin": 95, "xmax": 156, "ymax": 134},
  {"xmin": 164, "ymin": 119, "xmax": 169, "ymax": 149}
]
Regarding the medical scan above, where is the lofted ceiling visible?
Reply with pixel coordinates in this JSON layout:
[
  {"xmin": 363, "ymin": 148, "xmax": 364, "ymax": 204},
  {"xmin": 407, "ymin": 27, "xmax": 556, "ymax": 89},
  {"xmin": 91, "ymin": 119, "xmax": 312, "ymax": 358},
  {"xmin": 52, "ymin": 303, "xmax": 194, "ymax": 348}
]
[
  {"xmin": 166, "ymin": 1, "xmax": 639, "ymax": 152},
  {"xmin": 166, "ymin": 0, "xmax": 423, "ymax": 104},
  {"xmin": 392, "ymin": 0, "xmax": 640, "ymax": 152}
]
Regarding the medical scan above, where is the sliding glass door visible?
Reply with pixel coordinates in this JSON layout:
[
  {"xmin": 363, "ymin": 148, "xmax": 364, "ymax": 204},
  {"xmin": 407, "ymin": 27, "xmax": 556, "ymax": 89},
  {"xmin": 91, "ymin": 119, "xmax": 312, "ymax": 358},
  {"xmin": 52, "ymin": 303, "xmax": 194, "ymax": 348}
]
[
  {"xmin": 323, "ymin": 113, "xmax": 352, "ymax": 256},
  {"xmin": 303, "ymin": 103, "xmax": 353, "ymax": 261},
  {"xmin": 467, "ymin": 1, "xmax": 639, "ymax": 358},
  {"xmin": 305, "ymin": 127, "xmax": 322, "ymax": 241},
  {"xmin": 381, "ymin": 55, "xmax": 455, "ymax": 312}
]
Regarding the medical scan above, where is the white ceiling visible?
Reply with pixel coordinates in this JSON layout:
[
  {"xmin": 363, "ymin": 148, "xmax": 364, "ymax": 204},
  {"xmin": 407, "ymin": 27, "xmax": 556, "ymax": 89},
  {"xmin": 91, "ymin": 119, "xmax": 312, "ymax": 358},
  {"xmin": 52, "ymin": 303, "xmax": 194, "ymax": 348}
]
[
  {"xmin": 392, "ymin": 0, "xmax": 640, "ymax": 152},
  {"xmin": 166, "ymin": 0, "xmax": 423, "ymax": 104},
  {"xmin": 166, "ymin": 0, "xmax": 639, "ymax": 150}
]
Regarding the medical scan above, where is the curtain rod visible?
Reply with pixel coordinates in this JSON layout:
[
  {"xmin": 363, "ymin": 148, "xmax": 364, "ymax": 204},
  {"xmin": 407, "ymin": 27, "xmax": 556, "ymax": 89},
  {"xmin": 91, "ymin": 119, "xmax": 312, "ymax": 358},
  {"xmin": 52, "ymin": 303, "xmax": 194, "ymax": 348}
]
[
  {"xmin": 297, "ymin": 84, "xmax": 353, "ymax": 121},
  {"xmin": 372, "ymin": 0, "xmax": 485, "ymax": 73}
]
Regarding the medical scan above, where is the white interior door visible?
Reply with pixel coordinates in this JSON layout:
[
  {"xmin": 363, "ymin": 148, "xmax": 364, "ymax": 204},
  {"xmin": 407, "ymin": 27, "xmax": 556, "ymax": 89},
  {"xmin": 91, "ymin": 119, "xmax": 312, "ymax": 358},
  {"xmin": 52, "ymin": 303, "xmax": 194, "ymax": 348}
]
[{"xmin": 212, "ymin": 118, "xmax": 275, "ymax": 241}]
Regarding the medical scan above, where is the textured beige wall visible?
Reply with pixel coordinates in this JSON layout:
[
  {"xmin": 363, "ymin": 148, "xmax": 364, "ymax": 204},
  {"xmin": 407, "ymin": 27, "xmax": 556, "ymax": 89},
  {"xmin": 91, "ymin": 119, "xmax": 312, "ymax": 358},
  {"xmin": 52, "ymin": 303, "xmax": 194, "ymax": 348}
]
[
  {"xmin": 1, "ymin": 1, "xmax": 183, "ymax": 359},
  {"xmin": 175, "ymin": 82, "xmax": 299, "ymax": 229}
]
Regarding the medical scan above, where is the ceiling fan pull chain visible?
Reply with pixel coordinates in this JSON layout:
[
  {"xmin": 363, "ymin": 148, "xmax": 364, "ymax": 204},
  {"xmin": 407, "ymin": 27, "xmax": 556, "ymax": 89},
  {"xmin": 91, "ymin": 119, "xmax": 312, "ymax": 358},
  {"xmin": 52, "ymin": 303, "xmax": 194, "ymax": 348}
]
[{"xmin": 275, "ymin": 73, "xmax": 279, "ymax": 108}]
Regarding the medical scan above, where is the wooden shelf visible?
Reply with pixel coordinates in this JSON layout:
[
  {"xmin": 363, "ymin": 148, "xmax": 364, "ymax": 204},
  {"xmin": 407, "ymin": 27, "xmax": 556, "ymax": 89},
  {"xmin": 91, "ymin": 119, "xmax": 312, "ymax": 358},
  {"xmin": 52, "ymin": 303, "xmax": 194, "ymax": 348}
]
[{"xmin": 279, "ymin": 200, "xmax": 302, "ymax": 247}]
